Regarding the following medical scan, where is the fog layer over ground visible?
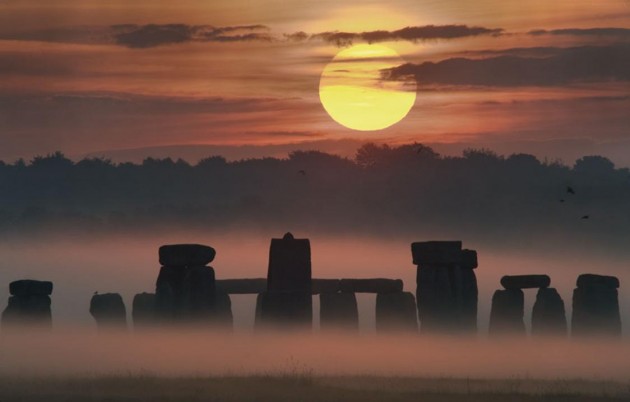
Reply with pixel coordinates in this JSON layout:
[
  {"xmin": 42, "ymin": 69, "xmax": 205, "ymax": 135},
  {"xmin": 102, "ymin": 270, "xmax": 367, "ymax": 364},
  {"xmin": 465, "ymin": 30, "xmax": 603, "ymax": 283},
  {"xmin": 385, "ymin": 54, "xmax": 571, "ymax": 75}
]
[{"xmin": 1, "ymin": 330, "xmax": 630, "ymax": 381}]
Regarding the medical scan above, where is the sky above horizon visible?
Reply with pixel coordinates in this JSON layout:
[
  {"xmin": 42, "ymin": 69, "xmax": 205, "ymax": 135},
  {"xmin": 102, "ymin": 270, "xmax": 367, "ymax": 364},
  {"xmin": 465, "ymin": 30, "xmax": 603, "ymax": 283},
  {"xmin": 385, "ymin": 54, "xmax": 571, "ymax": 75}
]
[{"xmin": 0, "ymin": 0, "xmax": 629, "ymax": 165}]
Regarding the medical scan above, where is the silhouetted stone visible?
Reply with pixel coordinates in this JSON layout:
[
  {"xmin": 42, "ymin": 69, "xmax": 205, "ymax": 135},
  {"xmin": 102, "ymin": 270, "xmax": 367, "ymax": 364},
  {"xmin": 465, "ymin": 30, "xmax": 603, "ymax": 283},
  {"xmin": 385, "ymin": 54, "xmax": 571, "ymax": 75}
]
[
  {"xmin": 9, "ymin": 280, "xmax": 53, "ymax": 297},
  {"xmin": 339, "ymin": 278, "xmax": 403, "ymax": 294},
  {"xmin": 267, "ymin": 232, "xmax": 311, "ymax": 293},
  {"xmin": 461, "ymin": 249, "xmax": 478, "ymax": 269},
  {"xmin": 132, "ymin": 293, "xmax": 158, "ymax": 328},
  {"xmin": 489, "ymin": 289, "xmax": 525, "ymax": 336},
  {"xmin": 182, "ymin": 266, "xmax": 216, "ymax": 319},
  {"xmin": 375, "ymin": 292, "xmax": 418, "ymax": 332},
  {"xmin": 216, "ymin": 278, "xmax": 267, "ymax": 294},
  {"xmin": 411, "ymin": 241, "xmax": 462, "ymax": 265},
  {"xmin": 213, "ymin": 289, "xmax": 233, "ymax": 327},
  {"xmin": 531, "ymin": 288, "xmax": 567, "ymax": 336},
  {"xmin": 312, "ymin": 279, "xmax": 341, "ymax": 294},
  {"xmin": 416, "ymin": 266, "xmax": 461, "ymax": 332},
  {"xmin": 89, "ymin": 293, "xmax": 127, "ymax": 329},
  {"xmin": 500, "ymin": 275, "xmax": 550, "ymax": 290},
  {"xmin": 159, "ymin": 244, "xmax": 216, "ymax": 267},
  {"xmin": 460, "ymin": 268, "xmax": 478, "ymax": 333},
  {"xmin": 572, "ymin": 276, "xmax": 621, "ymax": 337},
  {"xmin": 257, "ymin": 291, "xmax": 312, "ymax": 329},
  {"xmin": 2, "ymin": 280, "xmax": 53, "ymax": 329},
  {"xmin": 155, "ymin": 265, "xmax": 188, "ymax": 319},
  {"xmin": 576, "ymin": 274, "xmax": 619, "ymax": 289},
  {"xmin": 319, "ymin": 292, "xmax": 358, "ymax": 330}
]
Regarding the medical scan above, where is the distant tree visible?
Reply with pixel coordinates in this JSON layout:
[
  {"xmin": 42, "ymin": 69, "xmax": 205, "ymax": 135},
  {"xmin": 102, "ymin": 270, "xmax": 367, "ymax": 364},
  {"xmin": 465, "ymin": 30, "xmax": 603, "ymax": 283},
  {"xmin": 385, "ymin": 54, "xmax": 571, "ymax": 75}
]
[{"xmin": 574, "ymin": 155, "xmax": 615, "ymax": 174}]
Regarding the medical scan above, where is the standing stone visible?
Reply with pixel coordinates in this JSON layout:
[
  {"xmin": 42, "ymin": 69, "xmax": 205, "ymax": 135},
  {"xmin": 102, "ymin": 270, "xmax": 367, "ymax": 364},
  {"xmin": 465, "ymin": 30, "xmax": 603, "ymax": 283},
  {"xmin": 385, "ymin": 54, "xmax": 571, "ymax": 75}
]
[
  {"xmin": 412, "ymin": 242, "xmax": 478, "ymax": 334},
  {"xmin": 132, "ymin": 293, "xmax": 158, "ymax": 328},
  {"xmin": 267, "ymin": 232, "xmax": 311, "ymax": 293},
  {"xmin": 89, "ymin": 293, "xmax": 127, "ymax": 329},
  {"xmin": 213, "ymin": 289, "xmax": 233, "ymax": 328},
  {"xmin": 155, "ymin": 265, "xmax": 188, "ymax": 320},
  {"xmin": 1, "ymin": 280, "xmax": 53, "ymax": 329},
  {"xmin": 572, "ymin": 274, "xmax": 621, "ymax": 337},
  {"xmin": 258, "ymin": 233, "xmax": 313, "ymax": 328},
  {"xmin": 375, "ymin": 292, "xmax": 418, "ymax": 332},
  {"xmin": 531, "ymin": 288, "xmax": 567, "ymax": 336},
  {"xmin": 319, "ymin": 292, "xmax": 358, "ymax": 331},
  {"xmin": 181, "ymin": 266, "xmax": 216, "ymax": 320},
  {"xmin": 489, "ymin": 289, "xmax": 525, "ymax": 336}
]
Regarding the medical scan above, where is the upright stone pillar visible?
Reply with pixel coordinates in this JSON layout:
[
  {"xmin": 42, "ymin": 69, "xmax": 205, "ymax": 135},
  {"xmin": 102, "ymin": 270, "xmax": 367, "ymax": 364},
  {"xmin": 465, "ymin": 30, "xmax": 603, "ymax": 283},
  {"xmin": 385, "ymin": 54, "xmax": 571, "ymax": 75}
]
[
  {"xmin": 258, "ymin": 232, "xmax": 312, "ymax": 329},
  {"xmin": 1, "ymin": 280, "xmax": 53, "ymax": 329},
  {"xmin": 132, "ymin": 292, "xmax": 158, "ymax": 329},
  {"xmin": 155, "ymin": 244, "xmax": 230, "ymax": 326},
  {"xmin": 412, "ymin": 241, "xmax": 478, "ymax": 333},
  {"xmin": 319, "ymin": 292, "xmax": 358, "ymax": 331},
  {"xmin": 90, "ymin": 293, "xmax": 127, "ymax": 330},
  {"xmin": 572, "ymin": 274, "xmax": 621, "ymax": 337},
  {"xmin": 375, "ymin": 291, "xmax": 417, "ymax": 332},
  {"xmin": 489, "ymin": 289, "xmax": 525, "ymax": 336},
  {"xmin": 532, "ymin": 288, "xmax": 567, "ymax": 336}
]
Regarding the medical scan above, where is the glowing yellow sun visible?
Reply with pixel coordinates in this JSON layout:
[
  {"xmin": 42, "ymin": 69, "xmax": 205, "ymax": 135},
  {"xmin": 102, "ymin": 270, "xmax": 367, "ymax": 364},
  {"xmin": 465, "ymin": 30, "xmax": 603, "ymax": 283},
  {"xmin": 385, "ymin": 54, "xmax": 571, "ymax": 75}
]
[{"xmin": 319, "ymin": 44, "xmax": 416, "ymax": 131}]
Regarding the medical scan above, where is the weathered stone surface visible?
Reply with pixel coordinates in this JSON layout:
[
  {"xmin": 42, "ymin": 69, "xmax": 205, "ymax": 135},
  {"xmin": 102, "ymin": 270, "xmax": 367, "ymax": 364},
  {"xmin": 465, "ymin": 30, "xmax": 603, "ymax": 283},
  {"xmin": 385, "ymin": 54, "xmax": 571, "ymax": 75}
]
[
  {"xmin": 312, "ymin": 279, "xmax": 341, "ymax": 294},
  {"xmin": 267, "ymin": 232, "xmax": 311, "ymax": 293},
  {"xmin": 9, "ymin": 280, "xmax": 53, "ymax": 296},
  {"xmin": 182, "ymin": 266, "xmax": 216, "ymax": 318},
  {"xmin": 572, "ymin": 283, "xmax": 621, "ymax": 337},
  {"xmin": 416, "ymin": 266, "xmax": 464, "ymax": 332},
  {"xmin": 500, "ymin": 275, "xmax": 550, "ymax": 290},
  {"xmin": 155, "ymin": 265, "xmax": 188, "ymax": 319},
  {"xmin": 375, "ymin": 292, "xmax": 418, "ymax": 332},
  {"xmin": 577, "ymin": 274, "xmax": 619, "ymax": 289},
  {"xmin": 216, "ymin": 278, "xmax": 267, "ymax": 294},
  {"xmin": 531, "ymin": 288, "xmax": 567, "ymax": 336},
  {"xmin": 411, "ymin": 241, "xmax": 462, "ymax": 265},
  {"xmin": 339, "ymin": 279, "xmax": 403, "ymax": 294},
  {"xmin": 460, "ymin": 268, "xmax": 478, "ymax": 332},
  {"xmin": 461, "ymin": 249, "xmax": 478, "ymax": 269},
  {"xmin": 213, "ymin": 289, "xmax": 233, "ymax": 327},
  {"xmin": 90, "ymin": 293, "xmax": 127, "ymax": 329},
  {"xmin": 256, "ymin": 291, "xmax": 312, "ymax": 328},
  {"xmin": 489, "ymin": 289, "xmax": 525, "ymax": 336},
  {"xmin": 319, "ymin": 292, "xmax": 358, "ymax": 330},
  {"xmin": 159, "ymin": 244, "xmax": 216, "ymax": 267},
  {"xmin": 132, "ymin": 293, "xmax": 158, "ymax": 328},
  {"xmin": 1, "ymin": 295, "xmax": 52, "ymax": 328}
]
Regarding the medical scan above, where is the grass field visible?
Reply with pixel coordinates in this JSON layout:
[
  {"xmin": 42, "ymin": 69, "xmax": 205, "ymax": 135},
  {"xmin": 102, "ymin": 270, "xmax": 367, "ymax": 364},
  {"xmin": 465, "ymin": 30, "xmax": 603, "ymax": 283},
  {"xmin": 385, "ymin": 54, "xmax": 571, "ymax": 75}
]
[{"xmin": 1, "ymin": 376, "xmax": 629, "ymax": 401}]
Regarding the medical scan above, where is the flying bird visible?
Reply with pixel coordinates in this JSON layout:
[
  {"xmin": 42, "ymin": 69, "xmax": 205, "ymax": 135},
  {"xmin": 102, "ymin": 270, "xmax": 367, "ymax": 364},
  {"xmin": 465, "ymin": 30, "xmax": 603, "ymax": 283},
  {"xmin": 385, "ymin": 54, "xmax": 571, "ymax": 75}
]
[
  {"xmin": 559, "ymin": 199, "xmax": 565, "ymax": 203},
  {"xmin": 567, "ymin": 186, "xmax": 575, "ymax": 194},
  {"xmin": 581, "ymin": 215, "xmax": 590, "ymax": 220},
  {"xmin": 298, "ymin": 170, "xmax": 306, "ymax": 176}
]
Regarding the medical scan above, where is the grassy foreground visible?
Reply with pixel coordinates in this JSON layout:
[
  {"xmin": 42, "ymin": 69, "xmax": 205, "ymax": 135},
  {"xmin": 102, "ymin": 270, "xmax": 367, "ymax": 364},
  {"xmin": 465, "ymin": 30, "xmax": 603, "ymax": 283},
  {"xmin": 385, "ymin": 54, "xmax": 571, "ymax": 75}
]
[{"xmin": 1, "ymin": 376, "xmax": 629, "ymax": 401}]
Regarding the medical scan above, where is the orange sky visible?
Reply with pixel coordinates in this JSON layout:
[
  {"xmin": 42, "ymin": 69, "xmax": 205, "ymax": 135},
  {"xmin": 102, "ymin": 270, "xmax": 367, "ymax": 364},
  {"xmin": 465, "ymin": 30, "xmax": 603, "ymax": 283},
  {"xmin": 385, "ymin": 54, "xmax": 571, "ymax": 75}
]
[{"xmin": 0, "ymin": 0, "xmax": 629, "ymax": 164}]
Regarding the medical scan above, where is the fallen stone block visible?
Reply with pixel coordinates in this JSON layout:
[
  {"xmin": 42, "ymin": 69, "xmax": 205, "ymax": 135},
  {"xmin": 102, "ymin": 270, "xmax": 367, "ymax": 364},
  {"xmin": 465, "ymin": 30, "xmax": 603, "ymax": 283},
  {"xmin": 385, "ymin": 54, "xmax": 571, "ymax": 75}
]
[
  {"xmin": 500, "ymin": 275, "xmax": 550, "ymax": 290},
  {"xmin": 159, "ymin": 244, "xmax": 216, "ymax": 267},
  {"xmin": 9, "ymin": 280, "xmax": 53, "ymax": 297},
  {"xmin": 339, "ymin": 278, "xmax": 403, "ymax": 294}
]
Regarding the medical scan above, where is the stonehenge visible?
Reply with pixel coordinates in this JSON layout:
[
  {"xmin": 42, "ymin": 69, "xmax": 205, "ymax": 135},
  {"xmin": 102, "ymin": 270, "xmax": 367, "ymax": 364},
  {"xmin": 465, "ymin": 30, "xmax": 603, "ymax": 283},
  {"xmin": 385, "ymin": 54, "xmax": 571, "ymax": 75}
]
[
  {"xmin": 572, "ymin": 274, "xmax": 621, "ymax": 337},
  {"xmin": 0, "ymin": 238, "xmax": 624, "ymax": 338},
  {"xmin": 1, "ymin": 280, "xmax": 53, "ymax": 329},
  {"xmin": 90, "ymin": 293, "xmax": 127, "ymax": 329},
  {"xmin": 412, "ymin": 241, "xmax": 478, "ymax": 333},
  {"xmin": 490, "ymin": 275, "xmax": 567, "ymax": 337}
]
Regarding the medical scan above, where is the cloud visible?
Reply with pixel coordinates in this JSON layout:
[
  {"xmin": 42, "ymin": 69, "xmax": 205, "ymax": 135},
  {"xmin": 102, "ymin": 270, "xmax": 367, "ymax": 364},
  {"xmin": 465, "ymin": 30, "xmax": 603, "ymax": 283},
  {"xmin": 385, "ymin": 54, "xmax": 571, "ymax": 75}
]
[
  {"xmin": 383, "ymin": 44, "xmax": 630, "ymax": 87},
  {"xmin": 529, "ymin": 28, "xmax": 630, "ymax": 39},
  {"xmin": 308, "ymin": 25, "xmax": 503, "ymax": 47},
  {"xmin": 113, "ymin": 24, "xmax": 272, "ymax": 48}
]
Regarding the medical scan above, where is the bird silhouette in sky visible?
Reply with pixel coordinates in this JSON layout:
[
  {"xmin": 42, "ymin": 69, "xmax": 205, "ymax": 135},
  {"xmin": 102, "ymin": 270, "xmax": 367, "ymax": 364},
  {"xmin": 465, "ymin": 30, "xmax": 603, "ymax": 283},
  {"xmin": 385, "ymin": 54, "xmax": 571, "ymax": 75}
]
[
  {"xmin": 298, "ymin": 170, "xmax": 306, "ymax": 176},
  {"xmin": 560, "ymin": 199, "xmax": 565, "ymax": 203},
  {"xmin": 581, "ymin": 215, "xmax": 590, "ymax": 220},
  {"xmin": 567, "ymin": 186, "xmax": 575, "ymax": 194}
]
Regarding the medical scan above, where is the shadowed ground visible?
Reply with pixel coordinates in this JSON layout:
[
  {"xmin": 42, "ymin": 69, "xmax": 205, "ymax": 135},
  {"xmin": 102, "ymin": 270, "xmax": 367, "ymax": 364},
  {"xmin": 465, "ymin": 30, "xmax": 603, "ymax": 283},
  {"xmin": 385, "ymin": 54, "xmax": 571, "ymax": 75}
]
[{"xmin": 0, "ymin": 376, "xmax": 629, "ymax": 401}]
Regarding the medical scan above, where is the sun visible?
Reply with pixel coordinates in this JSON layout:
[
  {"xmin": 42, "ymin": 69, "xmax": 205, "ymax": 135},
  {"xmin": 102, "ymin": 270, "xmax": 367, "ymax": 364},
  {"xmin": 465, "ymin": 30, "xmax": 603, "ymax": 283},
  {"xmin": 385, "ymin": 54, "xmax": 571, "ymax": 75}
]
[{"xmin": 319, "ymin": 44, "xmax": 416, "ymax": 131}]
